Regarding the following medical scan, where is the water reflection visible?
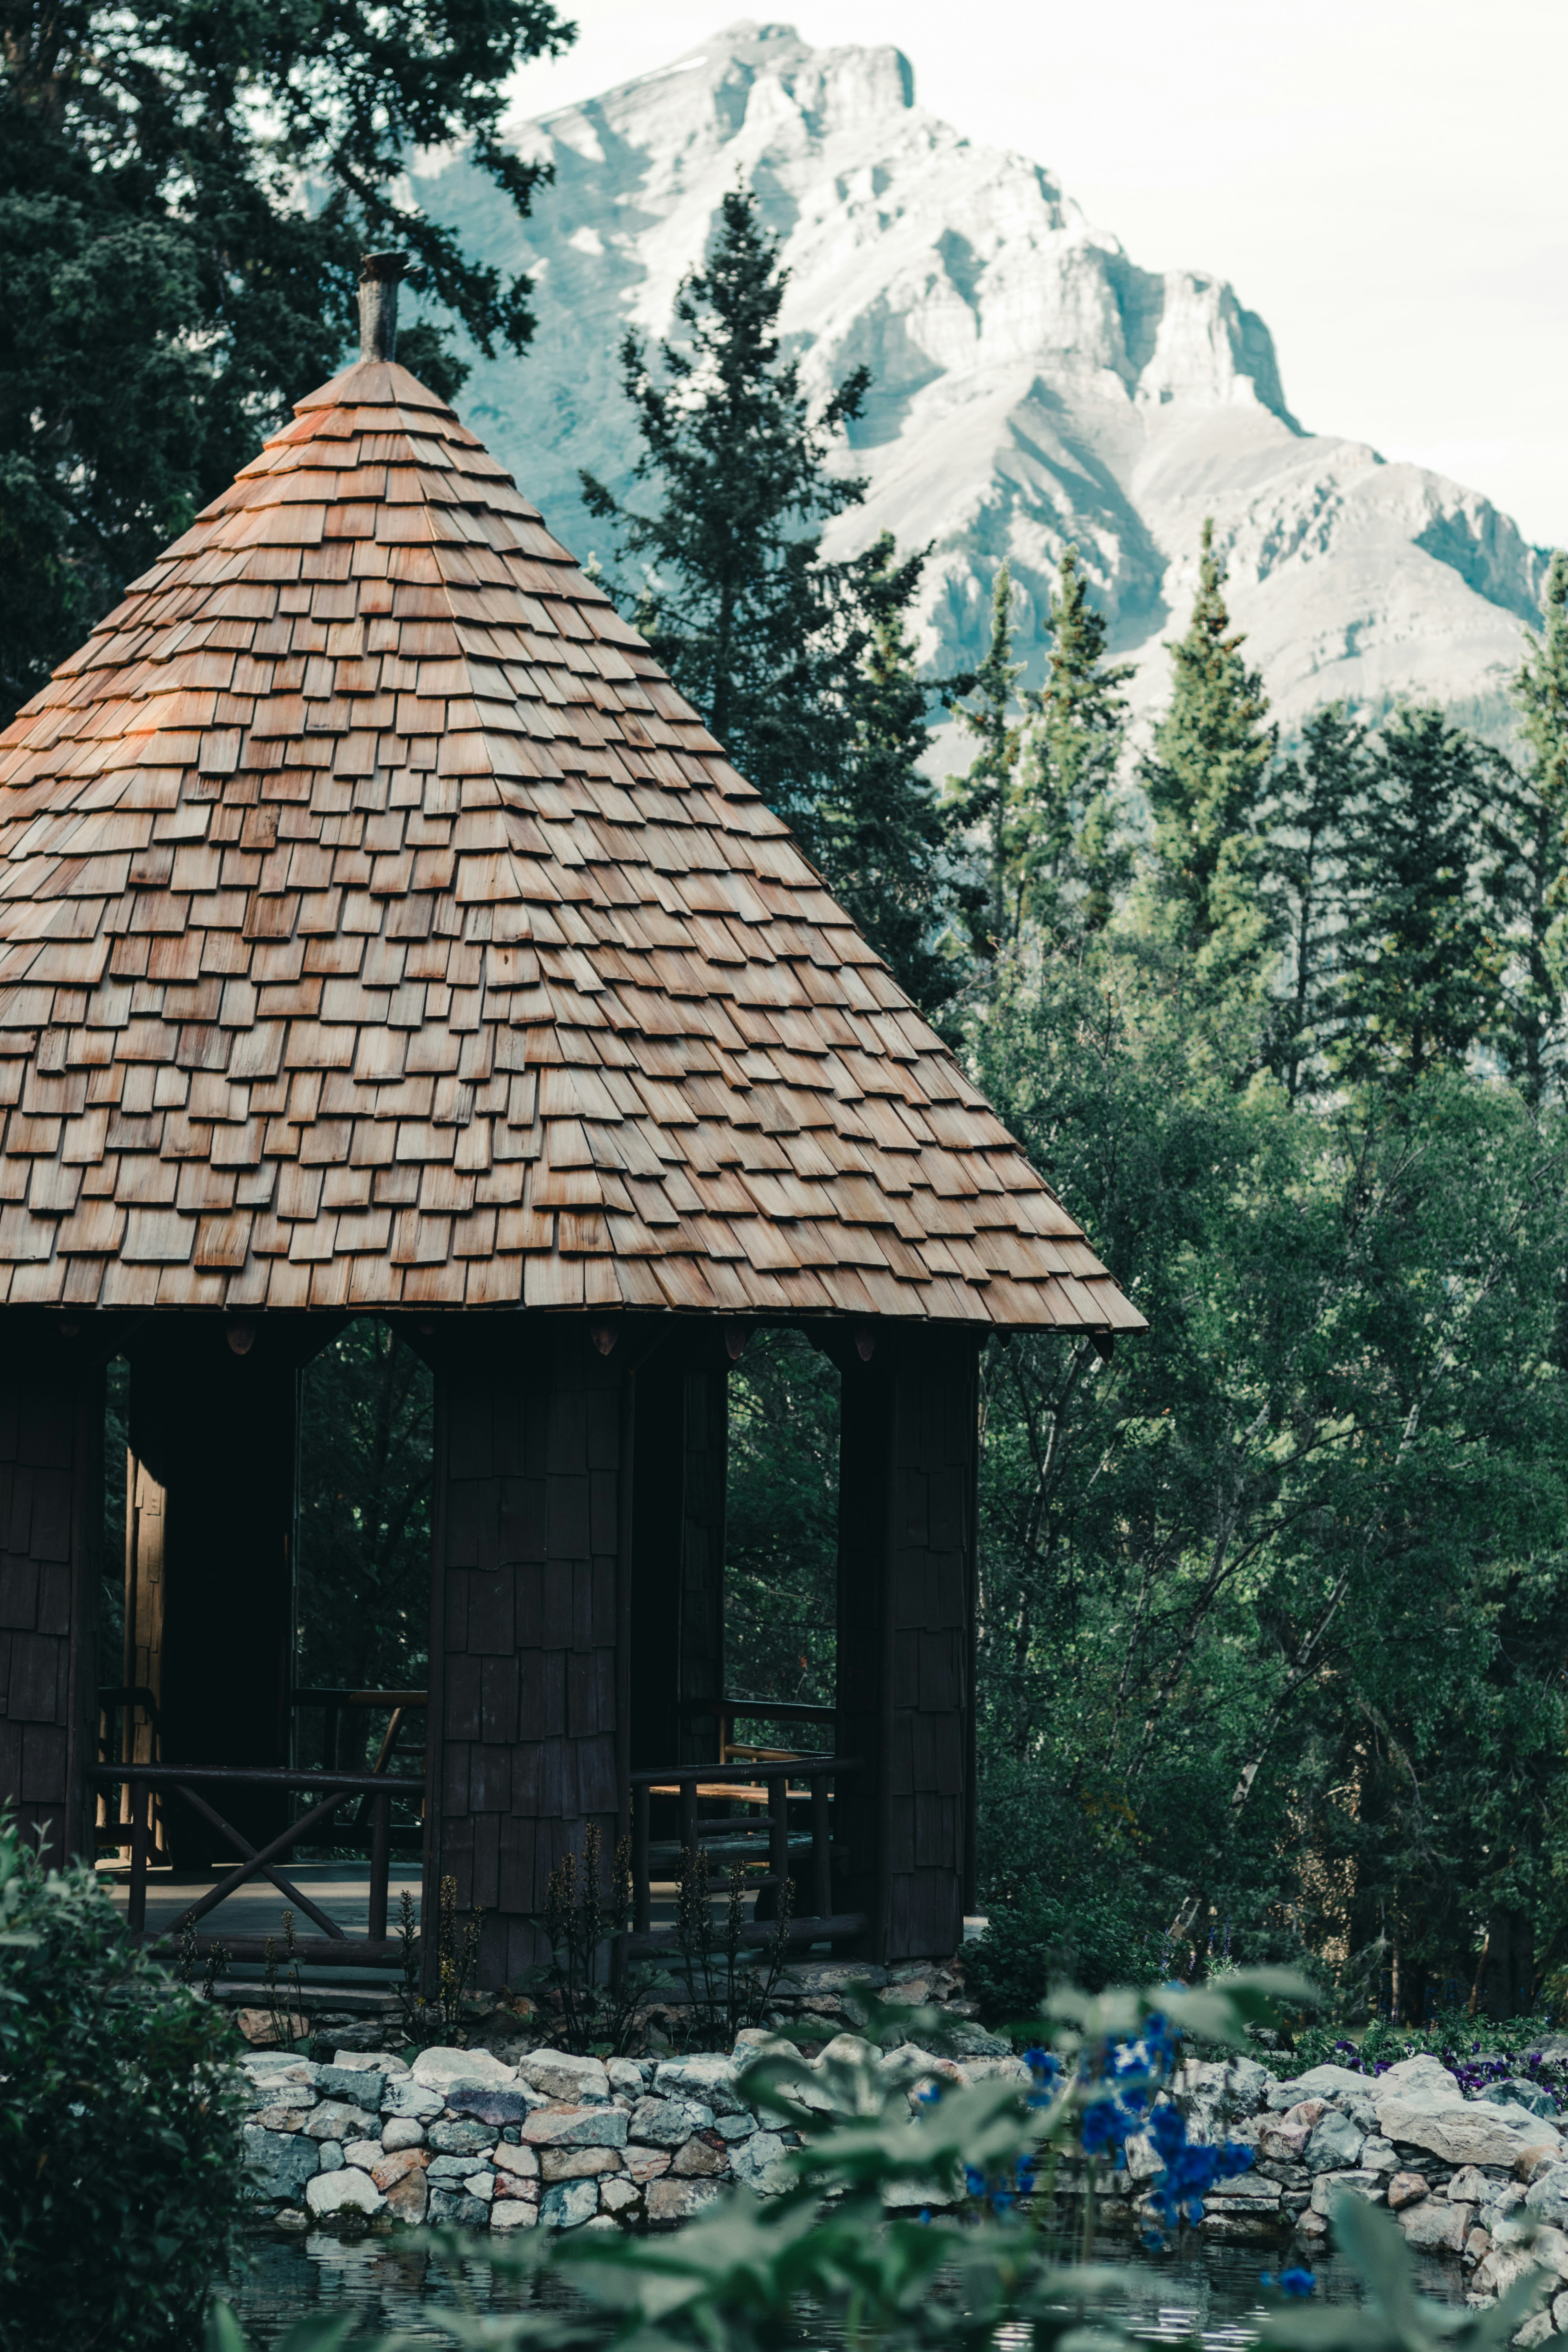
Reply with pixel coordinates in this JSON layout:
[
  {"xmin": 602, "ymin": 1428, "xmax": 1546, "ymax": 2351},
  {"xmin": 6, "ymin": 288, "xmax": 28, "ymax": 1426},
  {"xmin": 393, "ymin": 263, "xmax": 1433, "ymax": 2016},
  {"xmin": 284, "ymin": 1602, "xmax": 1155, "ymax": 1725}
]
[{"xmin": 231, "ymin": 2227, "xmax": 1468, "ymax": 2351}]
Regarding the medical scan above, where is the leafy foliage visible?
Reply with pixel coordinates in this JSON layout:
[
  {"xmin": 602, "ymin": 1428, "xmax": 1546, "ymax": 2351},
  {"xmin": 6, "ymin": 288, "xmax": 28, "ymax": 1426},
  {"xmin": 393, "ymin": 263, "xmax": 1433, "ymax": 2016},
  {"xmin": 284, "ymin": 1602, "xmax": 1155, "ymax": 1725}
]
[
  {"xmin": 0, "ymin": 0, "xmax": 573, "ymax": 720},
  {"xmin": 724, "ymin": 1328, "xmax": 839, "ymax": 1724},
  {"xmin": 0, "ymin": 1809, "xmax": 246, "ymax": 2350}
]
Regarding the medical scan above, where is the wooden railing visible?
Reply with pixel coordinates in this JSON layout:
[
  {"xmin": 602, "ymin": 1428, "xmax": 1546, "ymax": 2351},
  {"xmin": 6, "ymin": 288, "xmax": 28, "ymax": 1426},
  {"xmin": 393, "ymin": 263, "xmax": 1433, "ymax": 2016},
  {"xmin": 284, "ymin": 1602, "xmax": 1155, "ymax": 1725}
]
[
  {"xmin": 680, "ymin": 1695, "xmax": 836, "ymax": 1766},
  {"xmin": 87, "ymin": 1763, "xmax": 423, "ymax": 1966},
  {"xmin": 627, "ymin": 1754, "xmax": 862, "ymax": 1955}
]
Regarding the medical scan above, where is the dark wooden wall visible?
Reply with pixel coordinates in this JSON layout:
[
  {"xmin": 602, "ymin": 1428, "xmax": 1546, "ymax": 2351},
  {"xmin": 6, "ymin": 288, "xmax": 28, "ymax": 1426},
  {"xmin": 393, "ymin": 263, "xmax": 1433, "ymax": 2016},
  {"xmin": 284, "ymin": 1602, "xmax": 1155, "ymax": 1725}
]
[
  {"xmin": 426, "ymin": 1319, "xmax": 623, "ymax": 1987},
  {"xmin": 835, "ymin": 1326, "xmax": 980, "ymax": 1963},
  {"xmin": 0, "ymin": 1320, "xmax": 102, "ymax": 1871}
]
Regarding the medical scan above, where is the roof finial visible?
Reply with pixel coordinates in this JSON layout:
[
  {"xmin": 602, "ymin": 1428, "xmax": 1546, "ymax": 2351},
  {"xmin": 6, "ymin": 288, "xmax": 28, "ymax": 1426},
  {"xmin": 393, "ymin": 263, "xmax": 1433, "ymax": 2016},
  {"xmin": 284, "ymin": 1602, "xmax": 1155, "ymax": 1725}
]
[{"xmin": 358, "ymin": 252, "xmax": 408, "ymax": 364}]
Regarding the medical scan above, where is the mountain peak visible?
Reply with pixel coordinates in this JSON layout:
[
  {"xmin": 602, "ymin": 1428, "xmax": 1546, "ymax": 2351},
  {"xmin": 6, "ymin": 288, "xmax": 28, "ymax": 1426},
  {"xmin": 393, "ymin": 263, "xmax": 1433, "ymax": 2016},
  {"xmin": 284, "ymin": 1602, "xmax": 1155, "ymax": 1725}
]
[{"xmin": 453, "ymin": 30, "xmax": 1542, "ymax": 729}]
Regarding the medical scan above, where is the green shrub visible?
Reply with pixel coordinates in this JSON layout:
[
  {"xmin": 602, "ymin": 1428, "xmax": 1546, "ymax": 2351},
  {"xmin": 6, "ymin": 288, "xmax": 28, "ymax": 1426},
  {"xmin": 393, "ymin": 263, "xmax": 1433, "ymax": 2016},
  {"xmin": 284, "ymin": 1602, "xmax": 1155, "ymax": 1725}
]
[
  {"xmin": 964, "ymin": 1883, "xmax": 1152, "ymax": 2023},
  {"xmin": 0, "ymin": 1810, "xmax": 247, "ymax": 2349}
]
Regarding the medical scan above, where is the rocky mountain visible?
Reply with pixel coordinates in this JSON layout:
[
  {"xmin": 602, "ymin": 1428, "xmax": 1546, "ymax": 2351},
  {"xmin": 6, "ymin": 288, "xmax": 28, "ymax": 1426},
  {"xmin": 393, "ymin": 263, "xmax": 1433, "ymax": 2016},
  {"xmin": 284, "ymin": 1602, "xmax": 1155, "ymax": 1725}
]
[{"xmin": 411, "ymin": 20, "xmax": 1547, "ymax": 733}]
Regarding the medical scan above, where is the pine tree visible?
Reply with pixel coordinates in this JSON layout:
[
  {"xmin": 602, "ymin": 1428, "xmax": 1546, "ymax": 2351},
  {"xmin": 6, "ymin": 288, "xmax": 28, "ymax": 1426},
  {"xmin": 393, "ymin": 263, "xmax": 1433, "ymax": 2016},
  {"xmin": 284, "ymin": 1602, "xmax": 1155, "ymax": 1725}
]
[
  {"xmin": 816, "ymin": 534, "xmax": 955, "ymax": 1014},
  {"xmin": 1484, "ymin": 552, "xmax": 1568, "ymax": 1102},
  {"xmin": 581, "ymin": 187, "xmax": 871, "ymax": 847},
  {"xmin": 1259, "ymin": 704, "xmax": 1367, "ymax": 1098},
  {"xmin": 1332, "ymin": 706, "xmax": 1495, "ymax": 1089},
  {"xmin": 1017, "ymin": 545, "xmax": 1133, "ymax": 936},
  {"xmin": 1141, "ymin": 520, "xmax": 1276, "ymax": 951},
  {"xmin": 946, "ymin": 563, "xmax": 1027, "ymax": 957}
]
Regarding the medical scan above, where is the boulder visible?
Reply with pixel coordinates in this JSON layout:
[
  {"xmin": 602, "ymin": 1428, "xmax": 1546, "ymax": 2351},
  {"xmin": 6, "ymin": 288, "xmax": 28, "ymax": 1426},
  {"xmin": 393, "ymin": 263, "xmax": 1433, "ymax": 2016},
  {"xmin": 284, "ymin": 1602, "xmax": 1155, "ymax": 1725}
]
[
  {"xmin": 671, "ymin": 2136, "xmax": 728, "ymax": 2177},
  {"xmin": 730, "ymin": 2131, "xmax": 790, "ymax": 2194},
  {"xmin": 306, "ymin": 2169, "xmax": 386, "ymax": 2218},
  {"xmin": 629, "ymin": 2096, "xmax": 716, "ymax": 2147},
  {"xmin": 646, "ymin": 2178, "xmax": 725, "ymax": 2223},
  {"xmin": 243, "ymin": 2126, "xmax": 321, "ymax": 2203},
  {"xmin": 444, "ymin": 2089, "xmax": 539, "ymax": 2127},
  {"xmin": 1479, "ymin": 2080, "xmax": 1559, "ymax": 2120},
  {"xmin": 1387, "ymin": 2172, "xmax": 1428, "ymax": 2209},
  {"xmin": 540, "ymin": 2147, "xmax": 622, "ymax": 2181},
  {"xmin": 428, "ymin": 2190, "xmax": 490, "ymax": 2228},
  {"xmin": 1266, "ymin": 2065, "xmax": 1371, "ymax": 2109},
  {"xmin": 1376, "ymin": 2099, "xmax": 1562, "ymax": 2171},
  {"xmin": 381, "ymin": 2078, "xmax": 445, "ymax": 2122},
  {"xmin": 491, "ymin": 2198, "xmax": 539, "ymax": 2230},
  {"xmin": 540, "ymin": 2178, "xmax": 599, "ymax": 2230},
  {"xmin": 1359, "ymin": 2136, "xmax": 1398, "ymax": 2174},
  {"xmin": 716, "ymin": 2113, "xmax": 759, "ymax": 2141},
  {"xmin": 1447, "ymin": 2166, "xmax": 1490, "ymax": 2204},
  {"xmin": 623, "ymin": 2147, "xmax": 673, "ymax": 2184},
  {"xmin": 493, "ymin": 2142, "xmax": 540, "ymax": 2178},
  {"xmin": 518, "ymin": 2103, "xmax": 629, "ymax": 2150},
  {"xmin": 1305, "ymin": 2111, "xmax": 1365, "ymax": 2174},
  {"xmin": 600, "ymin": 2178, "xmax": 641, "ymax": 2214},
  {"xmin": 1398, "ymin": 2199, "xmax": 1473, "ymax": 2254},
  {"xmin": 315, "ymin": 2066, "xmax": 385, "ymax": 2107},
  {"xmin": 384, "ymin": 2169, "xmax": 428, "ymax": 2223},
  {"xmin": 381, "ymin": 2117, "xmax": 425, "ymax": 2152},
  {"xmin": 304, "ymin": 2100, "xmax": 377, "ymax": 2143},
  {"xmin": 1376, "ymin": 2056, "xmax": 1462, "ymax": 2101},
  {"xmin": 370, "ymin": 2149, "xmax": 430, "ymax": 2193},
  {"xmin": 1526, "ymin": 2166, "xmax": 1568, "ymax": 2229},
  {"xmin": 607, "ymin": 2059, "xmax": 649, "ymax": 2096},
  {"xmin": 518, "ymin": 2049, "xmax": 612, "ymax": 2105},
  {"xmin": 1310, "ymin": 2169, "xmax": 1386, "ymax": 2218},
  {"xmin": 412, "ymin": 2047, "xmax": 518, "ymax": 2092},
  {"xmin": 463, "ymin": 2172, "xmax": 495, "ymax": 2203},
  {"xmin": 343, "ymin": 2139, "xmax": 383, "ymax": 2171},
  {"xmin": 427, "ymin": 2120, "xmax": 500, "ymax": 2156},
  {"xmin": 654, "ymin": 2054, "xmax": 748, "ymax": 2117}
]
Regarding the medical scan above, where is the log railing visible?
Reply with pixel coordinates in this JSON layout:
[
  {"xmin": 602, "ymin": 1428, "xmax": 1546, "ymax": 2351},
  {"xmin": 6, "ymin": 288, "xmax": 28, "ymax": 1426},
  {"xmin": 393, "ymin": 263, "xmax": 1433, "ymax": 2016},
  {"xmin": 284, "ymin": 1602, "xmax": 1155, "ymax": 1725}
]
[
  {"xmin": 87, "ymin": 1763, "xmax": 423, "ymax": 1966},
  {"xmin": 626, "ymin": 1754, "xmax": 862, "ymax": 1956}
]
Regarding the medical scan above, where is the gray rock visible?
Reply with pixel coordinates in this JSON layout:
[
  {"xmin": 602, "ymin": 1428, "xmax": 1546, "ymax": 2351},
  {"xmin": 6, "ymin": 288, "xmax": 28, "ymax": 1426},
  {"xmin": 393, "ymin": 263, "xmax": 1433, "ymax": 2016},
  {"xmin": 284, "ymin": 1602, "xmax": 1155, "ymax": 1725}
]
[
  {"xmin": 518, "ymin": 2103, "xmax": 630, "ymax": 2149},
  {"xmin": 946, "ymin": 2025, "xmax": 1011, "ymax": 2058},
  {"xmin": 429, "ymin": 2190, "xmax": 492, "ymax": 2228},
  {"xmin": 1398, "ymin": 2198, "xmax": 1473, "ymax": 2254},
  {"xmin": 715, "ymin": 2112, "xmax": 758, "ymax": 2141},
  {"xmin": 1447, "ymin": 2166, "xmax": 1491, "ymax": 2203},
  {"xmin": 1310, "ymin": 2169, "xmax": 1386, "ymax": 2218},
  {"xmin": 243, "ymin": 2126, "xmax": 321, "ymax": 2203},
  {"xmin": 463, "ymin": 2171, "xmax": 496, "ymax": 2203},
  {"xmin": 305, "ymin": 2100, "xmax": 377, "ymax": 2142},
  {"xmin": 629, "ymin": 2096, "xmax": 716, "ymax": 2147},
  {"xmin": 445, "ymin": 2088, "xmax": 537, "ymax": 2127},
  {"xmin": 381, "ymin": 2117, "xmax": 425, "ymax": 2152},
  {"xmin": 646, "ymin": 2177, "xmax": 725, "ymax": 2222},
  {"xmin": 412, "ymin": 2047, "xmax": 518, "ymax": 2092},
  {"xmin": 1479, "ymin": 2080, "xmax": 1559, "ymax": 2119},
  {"xmin": 1266, "ymin": 2065, "xmax": 1370, "ymax": 2110},
  {"xmin": 654, "ymin": 2055, "xmax": 748, "ymax": 2117},
  {"xmin": 519, "ymin": 2049, "xmax": 611, "ymax": 2105},
  {"xmin": 729, "ymin": 2131, "xmax": 790, "ymax": 2192},
  {"xmin": 428, "ymin": 2119, "xmax": 500, "ymax": 2156},
  {"xmin": 607, "ymin": 2058, "xmax": 650, "ymax": 2096},
  {"xmin": 381, "ymin": 2078, "xmax": 445, "ymax": 2122},
  {"xmin": 1360, "ymin": 2137, "xmax": 1398, "ymax": 2173},
  {"xmin": 318, "ymin": 2143, "xmax": 345, "ymax": 2174},
  {"xmin": 1524, "ymin": 2165, "xmax": 1568, "ymax": 2229},
  {"xmin": 1378, "ymin": 2099, "xmax": 1563, "ymax": 2170},
  {"xmin": 315, "ymin": 2066, "xmax": 385, "ymax": 2107},
  {"xmin": 305, "ymin": 2169, "xmax": 385, "ymax": 2218},
  {"xmin": 540, "ymin": 2178, "xmax": 599, "ymax": 2230},
  {"xmin": 1375, "ymin": 2056, "xmax": 1462, "ymax": 2102},
  {"xmin": 1305, "ymin": 2111, "xmax": 1365, "ymax": 2173}
]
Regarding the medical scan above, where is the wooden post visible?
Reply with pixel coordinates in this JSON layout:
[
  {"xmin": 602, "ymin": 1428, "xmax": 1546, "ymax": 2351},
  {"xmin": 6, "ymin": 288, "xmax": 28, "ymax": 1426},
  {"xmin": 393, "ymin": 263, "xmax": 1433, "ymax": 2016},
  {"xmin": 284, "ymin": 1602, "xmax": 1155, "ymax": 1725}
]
[
  {"xmin": 128, "ymin": 1778, "xmax": 149, "ymax": 1934},
  {"xmin": 633, "ymin": 1783, "xmax": 651, "ymax": 1935},
  {"xmin": 368, "ymin": 1788, "xmax": 390, "ymax": 1943},
  {"xmin": 812, "ymin": 1774, "xmax": 833, "ymax": 1921}
]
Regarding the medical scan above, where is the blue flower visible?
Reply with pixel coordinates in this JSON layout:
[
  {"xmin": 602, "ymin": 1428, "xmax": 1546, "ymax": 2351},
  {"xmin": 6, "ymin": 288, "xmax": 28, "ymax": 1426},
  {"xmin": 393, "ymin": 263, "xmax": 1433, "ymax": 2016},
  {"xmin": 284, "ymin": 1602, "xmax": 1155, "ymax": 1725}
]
[
  {"xmin": 1261, "ymin": 2268, "xmax": 1315, "ymax": 2298},
  {"xmin": 964, "ymin": 2165, "xmax": 985, "ymax": 2196}
]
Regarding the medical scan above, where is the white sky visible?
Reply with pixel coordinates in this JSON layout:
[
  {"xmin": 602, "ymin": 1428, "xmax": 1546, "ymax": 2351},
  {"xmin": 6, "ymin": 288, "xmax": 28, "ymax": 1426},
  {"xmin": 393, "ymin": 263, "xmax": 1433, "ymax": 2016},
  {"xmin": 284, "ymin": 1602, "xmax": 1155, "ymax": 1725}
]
[{"xmin": 505, "ymin": 0, "xmax": 1568, "ymax": 549}]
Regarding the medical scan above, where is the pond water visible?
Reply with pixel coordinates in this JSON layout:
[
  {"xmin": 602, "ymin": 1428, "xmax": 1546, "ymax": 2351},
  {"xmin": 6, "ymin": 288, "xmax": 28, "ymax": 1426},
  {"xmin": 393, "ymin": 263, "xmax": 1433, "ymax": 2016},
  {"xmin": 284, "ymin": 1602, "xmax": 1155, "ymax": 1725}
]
[{"xmin": 227, "ymin": 2227, "xmax": 1468, "ymax": 2350}]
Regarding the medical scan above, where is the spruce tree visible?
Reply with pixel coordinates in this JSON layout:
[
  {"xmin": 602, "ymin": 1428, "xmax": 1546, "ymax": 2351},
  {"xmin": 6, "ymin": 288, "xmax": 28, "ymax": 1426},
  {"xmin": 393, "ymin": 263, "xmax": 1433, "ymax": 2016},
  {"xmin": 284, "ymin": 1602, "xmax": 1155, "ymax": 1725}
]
[
  {"xmin": 817, "ymin": 534, "xmax": 955, "ymax": 1015},
  {"xmin": 946, "ymin": 563, "xmax": 1026, "ymax": 958},
  {"xmin": 0, "ymin": 0, "xmax": 571, "ymax": 723},
  {"xmin": 1017, "ymin": 545, "xmax": 1133, "ymax": 936},
  {"xmin": 581, "ymin": 187, "xmax": 872, "ymax": 848},
  {"xmin": 1141, "ymin": 520, "xmax": 1276, "ymax": 951},
  {"xmin": 1332, "ymin": 706, "xmax": 1495, "ymax": 1088},
  {"xmin": 1485, "ymin": 552, "xmax": 1568, "ymax": 1102},
  {"xmin": 1259, "ymin": 704, "xmax": 1367, "ymax": 1098}
]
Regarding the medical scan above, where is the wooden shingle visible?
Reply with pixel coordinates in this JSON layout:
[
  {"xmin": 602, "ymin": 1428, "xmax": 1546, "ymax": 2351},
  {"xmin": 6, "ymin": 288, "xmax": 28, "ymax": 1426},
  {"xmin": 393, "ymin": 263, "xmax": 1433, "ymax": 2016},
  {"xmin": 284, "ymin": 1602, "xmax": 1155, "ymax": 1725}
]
[{"xmin": 0, "ymin": 358, "xmax": 1143, "ymax": 1332}]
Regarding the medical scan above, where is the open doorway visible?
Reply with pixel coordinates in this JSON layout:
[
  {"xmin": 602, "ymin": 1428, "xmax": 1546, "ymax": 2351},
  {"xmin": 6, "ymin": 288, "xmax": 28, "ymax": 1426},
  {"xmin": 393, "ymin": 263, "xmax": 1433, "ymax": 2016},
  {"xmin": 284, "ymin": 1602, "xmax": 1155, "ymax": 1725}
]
[
  {"xmin": 724, "ymin": 1328, "xmax": 840, "ymax": 1759},
  {"xmin": 293, "ymin": 1319, "xmax": 433, "ymax": 1797}
]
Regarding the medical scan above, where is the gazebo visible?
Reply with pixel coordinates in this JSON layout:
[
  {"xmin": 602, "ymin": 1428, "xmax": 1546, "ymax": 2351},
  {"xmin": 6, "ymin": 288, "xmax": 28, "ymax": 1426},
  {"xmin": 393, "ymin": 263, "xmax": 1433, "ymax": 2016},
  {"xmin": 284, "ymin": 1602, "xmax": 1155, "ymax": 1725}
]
[{"xmin": 0, "ymin": 263, "xmax": 1142, "ymax": 1987}]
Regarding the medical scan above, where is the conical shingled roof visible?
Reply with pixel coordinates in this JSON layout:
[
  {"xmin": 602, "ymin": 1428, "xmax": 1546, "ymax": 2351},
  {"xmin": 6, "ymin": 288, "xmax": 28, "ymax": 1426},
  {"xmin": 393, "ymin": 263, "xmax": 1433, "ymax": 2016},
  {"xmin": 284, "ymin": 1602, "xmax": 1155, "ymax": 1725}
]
[{"xmin": 0, "ymin": 357, "xmax": 1145, "ymax": 1328}]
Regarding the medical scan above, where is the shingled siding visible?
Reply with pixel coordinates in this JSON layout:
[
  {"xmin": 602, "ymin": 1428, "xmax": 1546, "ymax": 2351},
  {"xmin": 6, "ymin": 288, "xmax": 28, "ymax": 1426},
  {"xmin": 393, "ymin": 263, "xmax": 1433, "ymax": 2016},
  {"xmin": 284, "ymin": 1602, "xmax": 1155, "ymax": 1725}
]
[
  {"xmin": 837, "ymin": 1328, "xmax": 979, "ymax": 1962},
  {"xmin": 0, "ymin": 1326, "xmax": 102, "ymax": 1869},
  {"xmin": 427, "ymin": 1321, "xmax": 623, "ymax": 1986}
]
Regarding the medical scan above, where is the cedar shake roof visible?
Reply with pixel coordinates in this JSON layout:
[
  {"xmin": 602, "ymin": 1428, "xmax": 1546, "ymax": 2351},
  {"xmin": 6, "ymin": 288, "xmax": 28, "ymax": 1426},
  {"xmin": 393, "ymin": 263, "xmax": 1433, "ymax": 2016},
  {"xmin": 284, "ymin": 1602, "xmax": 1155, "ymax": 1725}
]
[{"xmin": 0, "ymin": 357, "xmax": 1145, "ymax": 1330}]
